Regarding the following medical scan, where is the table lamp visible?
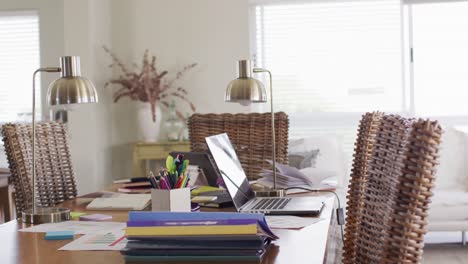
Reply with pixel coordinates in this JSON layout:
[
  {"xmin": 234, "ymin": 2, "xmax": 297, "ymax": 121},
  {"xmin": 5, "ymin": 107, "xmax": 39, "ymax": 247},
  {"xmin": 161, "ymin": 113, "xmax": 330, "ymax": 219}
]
[
  {"xmin": 225, "ymin": 59, "xmax": 284, "ymax": 197},
  {"xmin": 23, "ymin": 56, "xmax": 98, "ymax": 224}
]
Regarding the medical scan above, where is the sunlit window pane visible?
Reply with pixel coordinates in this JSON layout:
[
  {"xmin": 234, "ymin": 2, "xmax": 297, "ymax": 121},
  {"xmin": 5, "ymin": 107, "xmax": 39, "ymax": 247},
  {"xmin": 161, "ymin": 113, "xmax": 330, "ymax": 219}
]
[
  {"xmin": 254, "ymin": 0, "xmax": 403, "ymax": 114},
  {"xmin": 412, "ymin": 2, "xmax": 468, "ymax": 116},
  {"xmin": 0, "ymin": 10, "xmax": 40, "ymax": 122}
]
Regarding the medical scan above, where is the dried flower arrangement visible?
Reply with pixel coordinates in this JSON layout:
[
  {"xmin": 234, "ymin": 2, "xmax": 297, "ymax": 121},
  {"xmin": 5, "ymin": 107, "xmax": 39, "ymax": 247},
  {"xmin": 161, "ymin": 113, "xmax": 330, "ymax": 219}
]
[{"xmin": 103, "ymin": 46, "xmax": 197, "ymax": 122}]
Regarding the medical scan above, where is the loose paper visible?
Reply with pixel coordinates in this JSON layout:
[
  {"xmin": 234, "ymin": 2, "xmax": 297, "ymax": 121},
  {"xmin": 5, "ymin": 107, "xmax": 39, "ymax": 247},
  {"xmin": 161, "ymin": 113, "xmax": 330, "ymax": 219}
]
[
  {"xmin": 19, "ymin": 221, "xmax": 125, "ymax": 235},
  {"xmin": 265, "ymin": 215, "xmax": 324, "ymax": 229},
  {"xmin": 59, "ymin": 230, "xmax": 127, "ymax": 251}
]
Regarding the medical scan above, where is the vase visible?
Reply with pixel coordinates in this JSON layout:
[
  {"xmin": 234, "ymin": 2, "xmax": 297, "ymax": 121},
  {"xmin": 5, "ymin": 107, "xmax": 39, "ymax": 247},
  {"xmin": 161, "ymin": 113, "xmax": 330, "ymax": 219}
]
[
  {"xmin": 163, "ymin": 101, "xmax": 184, "ymax": 141},
  {"xmin": 137, "ymin": 102, "xmax": 162, "ymax": 142}
]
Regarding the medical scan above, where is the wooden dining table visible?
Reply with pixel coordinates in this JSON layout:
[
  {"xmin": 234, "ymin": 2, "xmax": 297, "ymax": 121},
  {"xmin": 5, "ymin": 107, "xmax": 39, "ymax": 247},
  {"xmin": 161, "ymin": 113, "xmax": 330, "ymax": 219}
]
[{"xmin": 0, "ymin": 190, "xmax": 337, "ymax": 264}]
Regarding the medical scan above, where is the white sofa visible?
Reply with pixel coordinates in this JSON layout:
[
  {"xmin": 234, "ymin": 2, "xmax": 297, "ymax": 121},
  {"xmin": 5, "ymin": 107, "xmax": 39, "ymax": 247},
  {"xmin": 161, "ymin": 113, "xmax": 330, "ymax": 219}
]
[
  {"xmin": 290, "ymin": 128, "xmax": 468, "ymax": 245},
  {"xmin": 427, "ymin": 126, "xmax": 468, "ymax": 245}
]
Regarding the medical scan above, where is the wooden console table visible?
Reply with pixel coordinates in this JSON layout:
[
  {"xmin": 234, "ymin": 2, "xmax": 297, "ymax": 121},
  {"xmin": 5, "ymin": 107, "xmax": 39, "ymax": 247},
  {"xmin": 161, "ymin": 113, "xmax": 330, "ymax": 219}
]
[{"xmin": 132, "ymin": 141, "xmax": 191, "ymax": 177}]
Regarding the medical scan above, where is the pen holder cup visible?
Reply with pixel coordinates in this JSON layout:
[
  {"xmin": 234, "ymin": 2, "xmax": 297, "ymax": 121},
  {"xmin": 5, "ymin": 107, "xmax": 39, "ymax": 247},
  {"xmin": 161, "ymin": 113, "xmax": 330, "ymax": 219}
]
[{"xmin": 151, "ymin": 188, "xmax": 191, "ymax": 212}]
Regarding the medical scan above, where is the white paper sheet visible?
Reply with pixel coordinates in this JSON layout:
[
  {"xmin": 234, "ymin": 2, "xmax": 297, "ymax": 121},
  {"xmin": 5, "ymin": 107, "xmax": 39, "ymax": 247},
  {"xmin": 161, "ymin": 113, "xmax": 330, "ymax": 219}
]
[
  {"xmin": 19, "ymin": 221, "xmax": 126, "ymax": 235},
  {"xmin": 86, "ymin": 194, "xmax": 151, "ymax": 210},
  {"xmin": 59, "ymin": 230, "xmax": 127, "ymax": 251},
  {"xmin": 265, "ymin": 215, "xmax": 324, "ymax": 229}
]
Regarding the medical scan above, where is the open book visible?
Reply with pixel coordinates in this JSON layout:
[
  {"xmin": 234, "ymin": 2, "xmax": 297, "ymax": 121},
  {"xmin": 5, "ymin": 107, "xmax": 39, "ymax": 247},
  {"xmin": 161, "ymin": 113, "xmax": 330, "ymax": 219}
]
[{"xmin": 257, "ymin": 161, "xmax": 337, "ymax": 190}]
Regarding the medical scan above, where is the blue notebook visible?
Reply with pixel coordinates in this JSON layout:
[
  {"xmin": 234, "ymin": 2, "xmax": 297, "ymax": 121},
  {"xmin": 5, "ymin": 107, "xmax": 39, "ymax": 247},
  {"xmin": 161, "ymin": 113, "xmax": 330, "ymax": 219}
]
[
  {"xmin": 128, "ymin": 211, "xmax": 265, "ymax": 221},
  {"xmin": 127, "ymin": 211, "xmax": 278, "ymax": 239},
  {"xmin": 124, "ymin": 254, "xmax": 266, "ymax": 262}
]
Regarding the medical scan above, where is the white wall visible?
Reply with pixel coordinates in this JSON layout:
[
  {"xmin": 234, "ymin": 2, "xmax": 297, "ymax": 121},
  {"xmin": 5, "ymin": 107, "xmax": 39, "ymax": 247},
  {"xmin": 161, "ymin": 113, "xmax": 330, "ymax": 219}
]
[
  {"xmin": 109, "ymin": 0, "xmax": 251, "ymax": 179},
  {"xmin": 63, "ymin": 0, "xmax": 113, "ymax": 194},
  {"xmin": 0, "ymin": 0, "xmax": 114, "ymax": 194},
  {"xmin": 0, "ymin": 0, "xmax": 252, "ymax": 192}
]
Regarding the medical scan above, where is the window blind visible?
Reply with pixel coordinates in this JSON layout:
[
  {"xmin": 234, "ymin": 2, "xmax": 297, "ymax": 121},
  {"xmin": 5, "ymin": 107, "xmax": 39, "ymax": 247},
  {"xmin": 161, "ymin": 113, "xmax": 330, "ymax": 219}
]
[
  {"xmin": 252, "ymin": 0, "xmax": 403, "ymax": 114},
  {"xmin": 0, "ymin": 10, "xmax": 40, "ymax": 122},
  {"xmin": 251, "ymin": 0, "xmax": 404, "ymax": 172}
]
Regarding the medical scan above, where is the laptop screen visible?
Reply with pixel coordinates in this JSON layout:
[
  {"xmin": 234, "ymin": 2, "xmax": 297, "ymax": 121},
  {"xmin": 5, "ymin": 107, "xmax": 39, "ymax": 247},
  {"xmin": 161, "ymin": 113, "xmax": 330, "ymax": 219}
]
[{"xmin": 205, "ymin": 133, "xmax": 255, "ymax": 210}]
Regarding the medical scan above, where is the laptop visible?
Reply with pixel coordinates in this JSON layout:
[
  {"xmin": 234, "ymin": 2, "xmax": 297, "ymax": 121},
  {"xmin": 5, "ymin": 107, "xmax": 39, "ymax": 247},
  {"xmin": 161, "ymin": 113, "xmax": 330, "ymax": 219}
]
[{"xmin": 205, "ymin": 133, "xmax": 324, "ymax": 216}]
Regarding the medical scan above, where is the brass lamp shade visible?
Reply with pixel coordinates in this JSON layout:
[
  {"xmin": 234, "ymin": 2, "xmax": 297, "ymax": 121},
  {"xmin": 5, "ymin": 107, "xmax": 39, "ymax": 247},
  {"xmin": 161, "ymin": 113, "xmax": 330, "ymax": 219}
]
[
  {"xmin": 47, "ymin": 56, "xmax": 98, "ymax": 106},
  {"xmin": 225, "ymin": 60, "xmax": 267, "ymax": 104}
]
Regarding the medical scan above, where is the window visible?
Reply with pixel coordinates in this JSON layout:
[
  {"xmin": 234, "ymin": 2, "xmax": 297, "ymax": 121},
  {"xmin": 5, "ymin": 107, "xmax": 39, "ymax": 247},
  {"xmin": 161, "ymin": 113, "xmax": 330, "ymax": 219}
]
[
  {"xmin": 251, "ymin": 0, "xmax": 468, "ymax": 159},
  {"xmin": 251, "ymin": 0, "xmax": 404, "ymax": 159},
  {"xmin": 253, "ymin": 0, "xmax": 403, "ymax": 115},
  {"xmin": 0, "ymin": 10, "xmax": 40, "ymax": 122},
  {"xmin": 409, "ymin": 1, "xmax": 468, "ymax": 116}
]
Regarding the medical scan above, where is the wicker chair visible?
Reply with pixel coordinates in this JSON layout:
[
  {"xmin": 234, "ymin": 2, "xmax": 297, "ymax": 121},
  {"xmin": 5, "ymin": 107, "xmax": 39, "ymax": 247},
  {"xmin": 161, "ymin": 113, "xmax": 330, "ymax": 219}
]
[
  {"xmin": 188, "ymin": 112, "xmax": 289, "ymax": 180},
  {"xmin": 342, "ymin": 111, "xmax": 384, "ymax": 263},
  {"xmin": 342, "ymin": 113, "xmax": 442, "ymax": 264},
  {"xmin": 1, "ymin": 122, "xmax": 77, "ymax": 216}
]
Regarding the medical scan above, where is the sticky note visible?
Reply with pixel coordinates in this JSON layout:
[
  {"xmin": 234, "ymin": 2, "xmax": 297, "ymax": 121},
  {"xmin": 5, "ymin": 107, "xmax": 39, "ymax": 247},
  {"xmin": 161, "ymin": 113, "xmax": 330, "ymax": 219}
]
[
  {"xmin": 45, "ymin": 230, "xmax": 75, "ymax": 240},
  {"xmin": 79, "ymin": 214, "xmax": 112, "ymax": 221},
  {"xmin": 70, "ymin": 212, "xmax": 87, "ymax": 219}
]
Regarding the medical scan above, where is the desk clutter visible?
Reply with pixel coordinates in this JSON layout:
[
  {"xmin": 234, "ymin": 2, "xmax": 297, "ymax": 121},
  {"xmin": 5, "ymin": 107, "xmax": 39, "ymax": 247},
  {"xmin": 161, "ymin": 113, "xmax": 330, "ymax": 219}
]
[
  {"xmin": 117, "ymin": 154, "xmax": 192, "ymax": 194},
  {"xmin": 117, "ymin": 180, "xmax": 152, "ymax": 194},
  {"xmin": 114, "ymin": 153, "xmax": 234, "ymax": 212},
  {"xmin": 90, "ymin": 152, "xmax": 197, "ymax": 211},
  {"xmin": 149, "ymin": 154, "xmax": 191, "ymax": 190},
  {"xmin": 190, "ymin": 186, "xmax": 233, "ymax": 208},
  {"xmin": 121, "ymin": 211, "xmax": 277, "ymax": 262},
  {"xmin": 257, "ymin": 161, "xmax": 337, "ymax": 190}
]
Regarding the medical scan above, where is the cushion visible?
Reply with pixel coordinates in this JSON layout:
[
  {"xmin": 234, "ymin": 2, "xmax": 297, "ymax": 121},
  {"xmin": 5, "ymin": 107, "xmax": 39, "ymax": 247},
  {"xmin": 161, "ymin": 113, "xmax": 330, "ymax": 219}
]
[
  {"xmin": 300, "ymin": 167, "xmax": 338, "ymax": 187},
  {"xmin": 0, "ymin": 144, "xmax": 7, "ymax": 168},
  {"xmin": 289, "ymin": 136, "xmax": 347, "ymax": 186},
  {"xmin": 435, "ymin": 126, "xmax": 467, "ymax": 190},
  {"xmin": 431, "ymin": 190, "xmax": 468, "ymax": 207},
  {"xmin": 429, "ymin": 204, "xmax": 468, "ymax": 222},
  {"xmin": 288, "ymin": 149, "xmax": 320, "ymax": 169},
  {"xmin": 429, "ymin": 190, "xmax": 468, "ymax": 221}
]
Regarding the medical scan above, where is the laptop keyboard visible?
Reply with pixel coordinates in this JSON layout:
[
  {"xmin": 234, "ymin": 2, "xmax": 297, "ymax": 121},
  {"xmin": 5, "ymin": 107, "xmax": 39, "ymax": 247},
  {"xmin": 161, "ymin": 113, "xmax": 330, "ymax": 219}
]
[{"xmin": 252, "ymin": 198, "xmax": 291, "ymax": 210}]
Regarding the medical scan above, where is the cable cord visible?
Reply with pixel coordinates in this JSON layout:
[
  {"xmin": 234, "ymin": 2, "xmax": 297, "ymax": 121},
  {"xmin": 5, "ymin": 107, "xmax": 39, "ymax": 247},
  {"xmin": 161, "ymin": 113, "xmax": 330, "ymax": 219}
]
[{"xmin": 285, "ymin": 187, "xmax": 345, "ymax": 243}]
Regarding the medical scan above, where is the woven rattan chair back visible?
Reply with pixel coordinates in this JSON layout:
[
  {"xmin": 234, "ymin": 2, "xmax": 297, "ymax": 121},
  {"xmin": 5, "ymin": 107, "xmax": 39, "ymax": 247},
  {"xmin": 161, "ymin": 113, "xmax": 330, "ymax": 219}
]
[
  {"xmin": 342, "ymin": 111, "xmax": 384, "ymax": 263},
  {"xmin": 343, "ymin": 113, "xmax": 442, "ymax": 264},
  {"xmin": 1, "ymin": 122, "xmax": 77, "ymax": 215},
  {"xmin": 188, "ymin": 112, "xmax": 289, "ymax": 180}
]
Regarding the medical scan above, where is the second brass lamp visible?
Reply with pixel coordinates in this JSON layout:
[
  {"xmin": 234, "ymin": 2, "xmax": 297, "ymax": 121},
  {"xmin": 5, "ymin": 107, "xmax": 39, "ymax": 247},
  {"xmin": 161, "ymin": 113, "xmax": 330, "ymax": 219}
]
[{"xmin": 225, "ymin": 60, "xmax": 284, "ymax": 197}]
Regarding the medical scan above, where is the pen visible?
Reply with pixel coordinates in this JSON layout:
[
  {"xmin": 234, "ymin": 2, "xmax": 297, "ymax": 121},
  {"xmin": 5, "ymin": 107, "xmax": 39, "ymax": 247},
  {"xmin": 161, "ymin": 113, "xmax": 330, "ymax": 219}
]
[
  {"xmin": 147, "ymin": 171, "xmax": 157, "ymax": 189},
  {"xmin": 152, "ymin": 176, "xmax": 161, "ymax": 189},
  {"xmin": 162, "ymin": 176, "xmax": 171, "ymax": 190},
  {"xmin": 166, "ymin": 175, "xmax": 172, "ymax": 189},
  {"xmin": 148, "ymin": 176, "xmax": 157, "ymax": 189},
  {"xmin": 174, "ymin": 171, "xmax": 178, "ymax": 188},
  {"xmin": 175, "ymin": 175, "xmax": 184, "ymax": 189},
  {"xmin": 160, "ymin": 178, "xmax": 167, "ymax": 189}
]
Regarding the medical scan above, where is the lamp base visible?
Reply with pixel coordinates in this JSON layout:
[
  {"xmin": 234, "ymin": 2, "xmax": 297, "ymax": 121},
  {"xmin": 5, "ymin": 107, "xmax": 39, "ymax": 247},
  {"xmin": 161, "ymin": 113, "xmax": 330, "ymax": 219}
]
[
  {"xmin": 254, "ymin": 189, "xmax": 285, "ymax": 197},
  {"xmin": 22, "ymin": 207, "xmax": 70, "ymax": 224}
]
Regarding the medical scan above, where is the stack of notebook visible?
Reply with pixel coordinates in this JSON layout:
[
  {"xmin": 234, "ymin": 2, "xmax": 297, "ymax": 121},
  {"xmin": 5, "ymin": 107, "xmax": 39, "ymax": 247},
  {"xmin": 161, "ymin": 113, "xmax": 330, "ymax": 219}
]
[
  {"xmin": 117, "ymin": 181, "xmax": 152, "ymax": 194},
  {"xmin": 122, "ymin": 211, "xmax": 278, "ymax": 262}
]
